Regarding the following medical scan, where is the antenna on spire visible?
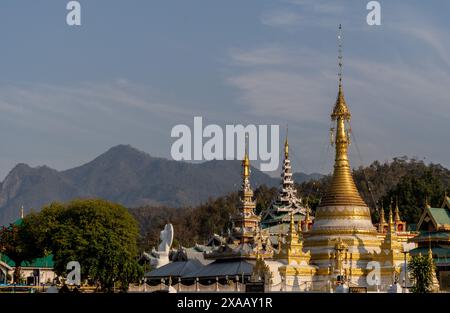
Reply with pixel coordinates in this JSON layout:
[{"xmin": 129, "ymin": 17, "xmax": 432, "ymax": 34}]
[
  {"xmin": 338, "ymin": 24, "xmax": 343, "ymax": 88},
  {"xmin": 245, "ymin": 132, "xmax": 249, "ymax": 157}
]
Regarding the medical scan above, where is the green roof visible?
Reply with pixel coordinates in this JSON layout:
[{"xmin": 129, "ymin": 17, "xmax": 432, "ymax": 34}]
[
  {"xmin": 429, "ymin": 207, "xmax": 450, "ymax": 226},
  {"xmin": 0, "ymin": 254, "xmax": 54, "ymax": 268},
  {"xmin": 410, "ymin": 246, "xmax": 450, "ymax": 256},
  {"xmin": 414, "ymin": 231, "xmax": 450, "ymax": 241}
]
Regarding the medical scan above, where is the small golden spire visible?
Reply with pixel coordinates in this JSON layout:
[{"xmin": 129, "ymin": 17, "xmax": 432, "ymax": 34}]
[
  {"xmin": 20, "ymin": 206, "xmax": 24, "ymax": 219},
  {"xmin": 378, "ymin": 204, "xmax": 385, "ymax": 232},
  {"xmin": 284, "ymin": 125, "xmax": 289, "ymax": 159},
  {"xmin": 394, "ymin": 197, "xmax": 400, "ymax": 222},
  {"xmin": 388, "ymin": 207, "xmax": 395, "ymax": 234},
  {"xmin": 380, "ymin": 205, "xmax": 385, "ymax": 223},
  {"xmin": 242, "ymin": 135, "xmax": 250, "ymax": 178},
  {"xmin": 428, "ymin": 235, "xmax": 433, "ymax": 260},
  {"xmin": 289, "ymin": 212, "xmax": 295, "ymax": 234}
]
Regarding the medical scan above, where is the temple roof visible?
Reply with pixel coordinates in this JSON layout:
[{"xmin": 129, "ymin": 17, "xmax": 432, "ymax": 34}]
[
  {"xmin": 0, "ymin": 253, "xmax": 54, "ymax": 269},
  {"xmin": 417, "ymin": 204, "xmax": 450, "ymax": 232},
  {"xmin": 145, "ymin": 259, "xmax": 204, "ymax": 279},
  {"xmin": 185, "ymin": 260, "xmax": 253, "ymax": 279},
  {"xmin": 429, "ymin": 207, "xmax": 450, "ymax": 226}
]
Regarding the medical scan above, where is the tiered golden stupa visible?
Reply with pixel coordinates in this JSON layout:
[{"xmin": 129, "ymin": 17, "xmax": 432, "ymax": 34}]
[
  {"xmin": 205, "ymin": 145, "xmax": 273, "ymax": 260},
  {"xmin": 303, "ymin": 25, "xmax": 382, "ymax": 289},
  {"xmin": 373, "ymin": 208, "xmax": 405, "ymax": 287}
]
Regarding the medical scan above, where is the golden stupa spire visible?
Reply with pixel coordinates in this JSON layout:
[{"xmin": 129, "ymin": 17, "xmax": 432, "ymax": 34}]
[
  {"xmin": 20, "ymin": 206, "xmax": 24, "ymax": 219},
  {"xmin": 243, "ymin": 134, "xmax": 250, "ymax": 179},
  {"xmin": 284, "ymin": 125, "xmax": 289, "ymax": 159},
  {"xmin": 388, "ymin": 206, "xmax": 395, "ymax": 234},
  {"xmin": 394, "ymin": 197, "xmax": 400, "ymax": 222},
  {"xmin": 428, "ymin": 234, "xmax": 433, "ymax": 260},
  {"xmin": 380, "ymin": 205, "xmax": 385, "ymax": 223},
  {"xmin": 240, "ymin": 133, "xmax": 254, "ymax": 203},
  {"xmin": 320, "ymin": 24, "xmax": 366, "ymax": 207},
  {"xmin": 289, "ymin": 211, "xmax": 296, "ymax": 235}
]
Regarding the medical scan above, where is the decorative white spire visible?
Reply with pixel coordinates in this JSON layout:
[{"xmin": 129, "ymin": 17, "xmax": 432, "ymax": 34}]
[{"xmin": 278, "ymin": 130, "xmax": 303, "ymax": 209}]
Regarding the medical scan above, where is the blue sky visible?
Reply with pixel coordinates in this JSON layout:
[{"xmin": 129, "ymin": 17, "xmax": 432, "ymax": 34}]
[{"xmin": 0, "ymin": 0, "xmax": 449, "ymax": 178}]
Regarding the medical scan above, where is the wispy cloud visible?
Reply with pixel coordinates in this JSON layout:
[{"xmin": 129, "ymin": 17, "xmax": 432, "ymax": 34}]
[
  {"xmin": 260, "ymin": 10, "xmax": 304, "ymax": 28},
  {"xmin": 229, "ymin": 46, "xmax": 291, "ymax": 66},
  {"xmin": 225, "ymin": 34, "xmax": 450, "ymax": 170}
]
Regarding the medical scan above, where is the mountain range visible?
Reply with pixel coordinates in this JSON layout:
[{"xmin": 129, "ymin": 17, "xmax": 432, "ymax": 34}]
[{"xmin": 0, "ymin": 145, "xmax": 322, "ymax": 226}]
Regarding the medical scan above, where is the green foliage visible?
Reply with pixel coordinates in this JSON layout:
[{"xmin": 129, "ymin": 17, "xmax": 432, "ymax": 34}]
[
  {"xmin": 0, "ymin": 221, "xmax": 43, "ymax": 283},
  {"xmin": 254, "ymin": 186, "xmax": 277, "ymax": 215},
  {"xmin": 131, "ymin": 185, "xmax": 275, "ymax": 250},
  {"xmin": 354, "ymin": 157, "xmax": 449, "ymax": 222},
  {"xmin": 408, "ymin": 254, "xmax": 436, "ymax": 293},
  {"xmin": 27, "ymin": 199, "xmax": 143, "ymax": 292}
]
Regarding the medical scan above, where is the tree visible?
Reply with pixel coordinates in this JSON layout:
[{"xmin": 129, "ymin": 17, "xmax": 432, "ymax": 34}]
[
  {"xmin": 0, "ymin": 221, "xmax": 43, "ymax": 283},
  {"xmin": 408, "ymin": 253, "xmax": 436, "ymax": 293},
  {"xmin": 28, "ymin": 199, "xmax": 143, "ymax": 292}
]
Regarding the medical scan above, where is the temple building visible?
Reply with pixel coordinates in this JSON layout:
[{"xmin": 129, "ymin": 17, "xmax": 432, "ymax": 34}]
[
  {"xmin": 274, "ymin": 213, "xmax": 317, "ymax": 291},
  {"xmin": 409, "ymin": 195, "xmax": 450, "ymax": 291},
  {"xmin": 175, "ymin": 148, "xmax": 275, "ymax": 285},
  {"xmin": 299, "ymin": 25, "xmax": 412, "ymax": 291},
  {"xmin": 145, "ymin": 26, "xmax": 419, "ymax": 293},
  {"xmin": 260, "ymin": 135, "xmax": 312, "ymax": 236},
  {"xmin": 375, "ymin": 202, "xmax": 416, "ymax": 247},
  {"xmin": 0, "ymin": 211, "xmax": 56, "ymax": 286},
  {"xmin": 303, "ymin": 56, "xmax": 383, "ymax": 289},
  {"xmin": 373, "ymin": 208, "xmax": 405, "ymax": 287},
  {"xmin": 204, "ymin": 148, "xmax": 273, "ymax": 261}
]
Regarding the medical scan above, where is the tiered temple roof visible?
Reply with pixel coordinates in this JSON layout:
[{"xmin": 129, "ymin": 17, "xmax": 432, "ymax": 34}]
[
  {"xmin": 260, "ymin": 135, "xmax": 309, "ymax": 232},
  {"xmin": 205, "ymin": 147, "xmax": 273, "ymax": 260}
]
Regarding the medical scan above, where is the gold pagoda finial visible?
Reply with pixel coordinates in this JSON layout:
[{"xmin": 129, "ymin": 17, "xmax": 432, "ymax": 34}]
[
  {"xmin": 319, "ymin": 24, "xmax": 365, "ymax": 207},
  {"xmin": 338, "ymin": 24, "xmax": 343, "ymax": 90},
  {"xmin": 243, "ymin": 134, "xmax": 250, "ymax": 179},
  {"xmin": 388, "ymin": 206, "xmax": 395, "ymax": 234},
  {"xmin": 332, "ymin": 23, "xmax": 351, "ymax": 121},
  {"xmin": 289, "ymin": 211, "xmax": 295, "ymax": 234},
  {"xmin": 284, "ymin": 125, "xmax": 289, "ymax": 159},
  {"xmin": 20, "ymin": 206, "xmax": 24, "ymax": 219},
  {"xmin": 428, "ymin": 235, "xmax": 433, "ymax": 260},
  {"xmin": 394, "ymin": 197, "xmax": 400, "ymax": 222},
  {"xmin": 378, "ymin": 203, "xmax": 385, "ymax": 233},
  {"xmin": 380, "ymin": 205, "xmax": 385, "ymax": 223}
]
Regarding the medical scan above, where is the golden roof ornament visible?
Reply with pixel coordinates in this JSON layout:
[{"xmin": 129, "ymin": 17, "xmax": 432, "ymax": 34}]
[
  {"xmin": 378, "ymin": 204, "xmax": 386, "ymax": 232},
  {"xmin": 319, "ymin": 24, "xmax": 366, "ymax": 207},
  {"xmin": 284, "ymin": 126, "xmax": 289, "ymax": 159},
  {"xmin": 394, "ymin": 197, "xmax": 401, "ymax": 222},
  {"xmin": 388, "ymin": 207, "xmax": 395, "ymax": 234}
]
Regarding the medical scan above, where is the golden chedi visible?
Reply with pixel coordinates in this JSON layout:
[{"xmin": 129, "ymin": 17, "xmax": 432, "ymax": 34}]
[{"xmin": 303, "ymin": 25, "xmax": 381, "ymax": 289}]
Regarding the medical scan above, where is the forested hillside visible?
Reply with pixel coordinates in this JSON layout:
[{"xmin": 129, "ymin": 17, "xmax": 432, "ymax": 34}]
[{"xmin": 130, "ymin": 157, "xmax": 450, "ymax": 251}]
